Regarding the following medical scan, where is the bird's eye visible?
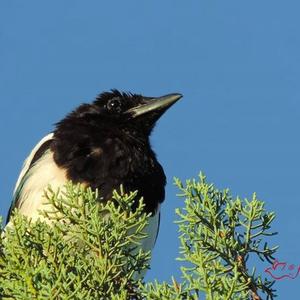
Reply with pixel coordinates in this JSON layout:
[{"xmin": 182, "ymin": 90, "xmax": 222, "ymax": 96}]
[{"xmin": 107, "ymin": 98, "xmax": 122, "ymax": 113}]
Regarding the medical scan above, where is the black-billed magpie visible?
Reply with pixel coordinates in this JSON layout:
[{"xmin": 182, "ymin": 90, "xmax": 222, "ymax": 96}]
[{"xmin": 6, "ymin": 90, "xmax": 182, "ymax": 258}]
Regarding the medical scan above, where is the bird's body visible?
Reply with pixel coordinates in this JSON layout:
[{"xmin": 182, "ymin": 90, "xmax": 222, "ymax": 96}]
[{"xmin": 7, "ymin": 90, "xmax": 182, "ymax": 264}]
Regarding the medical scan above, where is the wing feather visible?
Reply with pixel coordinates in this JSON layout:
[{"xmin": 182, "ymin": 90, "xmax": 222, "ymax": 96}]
[{"xmin": 7, "ymin": 133, "xmax": 54, "ymax": 222}]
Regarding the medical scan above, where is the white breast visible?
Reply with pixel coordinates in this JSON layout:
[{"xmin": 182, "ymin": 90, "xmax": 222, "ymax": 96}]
[
  {"xmin": 132, "ymin": 208, "xmax": 160, "ymax": 279},
  {"xmin": 141, "ymin": 209, "xmax": 160, "ymax": 253}
]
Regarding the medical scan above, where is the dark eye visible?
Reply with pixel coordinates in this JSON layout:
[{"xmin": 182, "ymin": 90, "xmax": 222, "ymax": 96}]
[{"xmin": 107, "ymin": 98, "xmax": 122, "ymax": 113}]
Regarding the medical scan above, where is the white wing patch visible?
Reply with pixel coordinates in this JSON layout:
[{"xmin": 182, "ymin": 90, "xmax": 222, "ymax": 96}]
[
  {"xmin": 9, "ymin": 133, "xmax": 69, "ymax": 222},
  {"xmin": 13, "ymin": 133, "xmax": 54, "ymax": 195},
  {"xmin": 14, "ymin": 150, "xmax": 68, "ymax": 222}
]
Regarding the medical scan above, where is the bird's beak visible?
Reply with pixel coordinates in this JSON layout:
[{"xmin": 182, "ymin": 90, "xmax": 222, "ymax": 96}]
[{"xmin": 126, "ymin": 93, "xmax": 182, "ymax": 118}]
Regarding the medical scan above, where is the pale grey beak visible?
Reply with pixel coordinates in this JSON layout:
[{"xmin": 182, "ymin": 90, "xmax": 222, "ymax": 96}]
[{"xmin": 126, "ymin": 93, "xmax": 182, "ymax": 118}]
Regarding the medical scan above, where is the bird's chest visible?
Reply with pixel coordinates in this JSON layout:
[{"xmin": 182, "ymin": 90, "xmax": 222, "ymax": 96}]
[
  {"xmin": 60, "ymin": 137, "xmax": 166, "ymax": 213},
  {"xmin": 100, "ymin": 144, "xmax": 165, "ymax": 213}
]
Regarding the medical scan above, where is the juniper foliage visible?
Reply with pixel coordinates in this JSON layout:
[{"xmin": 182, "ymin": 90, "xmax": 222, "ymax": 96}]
[{"xmin": 0, "ymin": 174, "xmax": 278, "ymax": 299}]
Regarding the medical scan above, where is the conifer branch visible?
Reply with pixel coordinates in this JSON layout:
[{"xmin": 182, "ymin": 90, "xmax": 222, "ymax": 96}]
[{"xmin": 0, "ymin": 174, "xmax": 278, "ymax": 299}]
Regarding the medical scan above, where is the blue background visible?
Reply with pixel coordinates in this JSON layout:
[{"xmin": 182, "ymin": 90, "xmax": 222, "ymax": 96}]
[{"xmin": 1, "ymin": 1, "xmax": 299, "ymax": 298}]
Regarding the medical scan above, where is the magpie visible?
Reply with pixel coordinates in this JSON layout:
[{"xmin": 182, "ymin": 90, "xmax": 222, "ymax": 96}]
[{"xmin": 6, "ymin": 89, "xmax": 182, "ymax": 259}]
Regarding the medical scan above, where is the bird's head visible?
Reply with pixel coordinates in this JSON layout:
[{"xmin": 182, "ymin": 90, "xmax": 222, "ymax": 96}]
[{"xmin": 87, "ymin": 89, "xmax": 182, "ymax": 136}]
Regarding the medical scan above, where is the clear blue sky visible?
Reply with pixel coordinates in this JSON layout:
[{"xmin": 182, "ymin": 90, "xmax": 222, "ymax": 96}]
[{"xmin": 1, "ymin": 1, "xmax": 299, "ymax": 298}]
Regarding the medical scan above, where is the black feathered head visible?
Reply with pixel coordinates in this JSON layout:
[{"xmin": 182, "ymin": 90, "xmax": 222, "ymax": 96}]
[{"xmin": 64, "ymin": 89, "xmax": 182, "ymax": 136}]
